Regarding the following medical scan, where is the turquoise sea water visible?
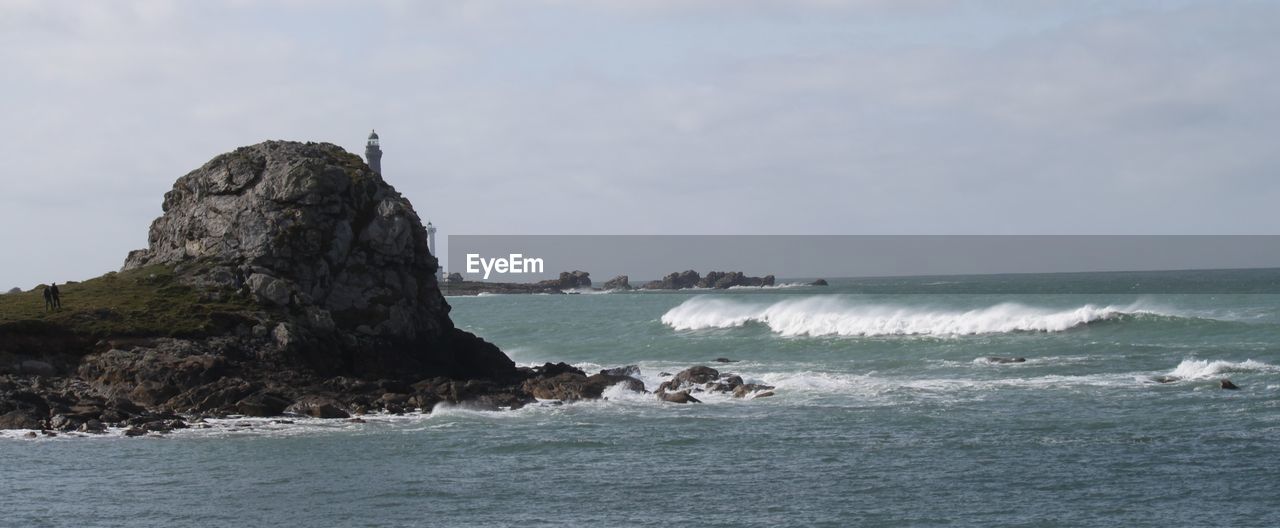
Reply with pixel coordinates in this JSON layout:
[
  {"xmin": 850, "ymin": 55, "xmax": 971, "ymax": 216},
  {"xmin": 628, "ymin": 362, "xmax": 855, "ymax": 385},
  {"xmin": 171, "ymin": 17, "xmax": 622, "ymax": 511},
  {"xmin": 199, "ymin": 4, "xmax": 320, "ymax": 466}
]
[{"xmin": 4, "ymin": 271, "xmax": 1280, "ymax": 526}]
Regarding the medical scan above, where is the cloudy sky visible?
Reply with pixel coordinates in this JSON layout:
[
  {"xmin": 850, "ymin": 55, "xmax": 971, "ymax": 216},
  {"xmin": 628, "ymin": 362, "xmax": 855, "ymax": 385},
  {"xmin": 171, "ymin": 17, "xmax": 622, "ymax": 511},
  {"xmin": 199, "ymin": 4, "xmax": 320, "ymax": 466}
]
[{"xmin": 2, "ymin": 0, "xmax": 1278, "ymax": 287}]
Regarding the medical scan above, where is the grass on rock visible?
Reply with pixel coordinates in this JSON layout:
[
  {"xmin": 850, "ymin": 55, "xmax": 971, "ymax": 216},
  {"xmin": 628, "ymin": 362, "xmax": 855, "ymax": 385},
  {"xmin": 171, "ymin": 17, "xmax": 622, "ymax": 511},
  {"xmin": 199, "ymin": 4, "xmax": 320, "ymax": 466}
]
[{"xmin": 0, "ymin": 265, "xmax": 256, "ymax": 338}]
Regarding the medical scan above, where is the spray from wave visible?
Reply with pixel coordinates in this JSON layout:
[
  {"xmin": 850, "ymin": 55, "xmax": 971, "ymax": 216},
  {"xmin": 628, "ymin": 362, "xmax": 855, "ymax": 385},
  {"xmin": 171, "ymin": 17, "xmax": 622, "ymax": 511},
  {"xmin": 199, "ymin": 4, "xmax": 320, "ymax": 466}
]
[
  {"xmin": 660, "ymin": 296, "xmax": 1175, "ymax": 337},
  {"xmin": 1166, "ymin": 359, "xmax": 1278, "ymax": 380}
]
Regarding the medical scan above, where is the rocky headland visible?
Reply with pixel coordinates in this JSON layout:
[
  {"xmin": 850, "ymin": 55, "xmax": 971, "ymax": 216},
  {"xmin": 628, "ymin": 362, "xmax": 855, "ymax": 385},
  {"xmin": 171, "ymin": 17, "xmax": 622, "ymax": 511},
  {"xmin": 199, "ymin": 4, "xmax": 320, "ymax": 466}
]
[{"xmin": 0, "ymin": 141, "xmax": 771, "ymax": 436}]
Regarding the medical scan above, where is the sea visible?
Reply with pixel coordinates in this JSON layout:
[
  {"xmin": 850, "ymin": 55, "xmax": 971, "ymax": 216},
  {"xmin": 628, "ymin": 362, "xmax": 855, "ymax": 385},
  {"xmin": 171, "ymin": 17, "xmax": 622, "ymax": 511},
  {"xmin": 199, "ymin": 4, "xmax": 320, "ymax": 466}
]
[{"xmin": 4, "ymin": 269, "xmax": 1280, "ymax": 527}]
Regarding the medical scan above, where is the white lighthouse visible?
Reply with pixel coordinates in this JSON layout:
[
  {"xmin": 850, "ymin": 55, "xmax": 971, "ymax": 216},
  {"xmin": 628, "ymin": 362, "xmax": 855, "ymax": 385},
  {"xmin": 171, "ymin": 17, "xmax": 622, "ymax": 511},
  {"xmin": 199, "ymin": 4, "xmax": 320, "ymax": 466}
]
[{"xmin": 426, "ymin": 221, "xmax": 440, "ymax": 280}]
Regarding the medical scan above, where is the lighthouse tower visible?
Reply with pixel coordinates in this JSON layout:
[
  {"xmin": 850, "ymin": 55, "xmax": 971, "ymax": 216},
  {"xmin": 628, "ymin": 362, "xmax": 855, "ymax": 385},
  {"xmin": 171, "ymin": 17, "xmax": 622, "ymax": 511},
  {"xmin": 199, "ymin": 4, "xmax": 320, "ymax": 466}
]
[
  {"xmin": 365, "ymin": 129, "xmax": 382, "ymax": 174},
  {"xmin": 426, "ymin": 221, "xmax": 441, "ymax": 280}
]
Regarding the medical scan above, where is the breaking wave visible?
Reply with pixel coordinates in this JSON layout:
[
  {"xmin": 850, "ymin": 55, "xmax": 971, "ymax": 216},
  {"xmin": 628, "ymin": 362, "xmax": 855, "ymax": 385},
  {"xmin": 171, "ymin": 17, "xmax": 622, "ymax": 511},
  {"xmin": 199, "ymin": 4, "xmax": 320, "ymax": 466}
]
[
  {"xmin": 1166, "ymin": 359, "xmax": 1279, "ymax": 380},
  {"xmin": 661, "ymin": 296, "xmax": 1176, "ymax": 337}
]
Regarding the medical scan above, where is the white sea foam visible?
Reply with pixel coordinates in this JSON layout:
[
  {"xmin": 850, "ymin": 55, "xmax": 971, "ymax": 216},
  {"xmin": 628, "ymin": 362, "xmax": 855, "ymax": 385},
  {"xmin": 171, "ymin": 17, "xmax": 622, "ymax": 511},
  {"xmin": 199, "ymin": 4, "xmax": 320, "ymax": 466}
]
[
  {"xmin": 726, "ymin": 282, "xmax": 810, "ymax": 290},
  {"xmin": 1167, "ymin": 358, "xmax": 1279, "ymax": 380},
  {"xmin": 661, "ymin": 296, "xmax": 1170, "ymax": 337}
]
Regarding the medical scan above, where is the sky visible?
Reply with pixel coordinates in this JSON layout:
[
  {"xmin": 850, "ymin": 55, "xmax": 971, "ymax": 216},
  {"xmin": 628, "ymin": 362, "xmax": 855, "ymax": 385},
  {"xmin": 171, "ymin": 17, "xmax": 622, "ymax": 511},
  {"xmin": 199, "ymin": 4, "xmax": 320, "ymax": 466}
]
[{"xmin": 2, "ymin": 0, "xmax": 1278, "ymax": 288}]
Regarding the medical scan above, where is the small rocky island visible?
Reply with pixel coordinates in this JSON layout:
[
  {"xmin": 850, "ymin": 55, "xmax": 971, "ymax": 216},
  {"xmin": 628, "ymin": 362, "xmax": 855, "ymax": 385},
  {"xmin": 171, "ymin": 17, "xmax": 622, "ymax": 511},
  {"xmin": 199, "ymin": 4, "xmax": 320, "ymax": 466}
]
[{"xmin": 0, "ymin": 141, "xmax": 772, "ymax": 436}]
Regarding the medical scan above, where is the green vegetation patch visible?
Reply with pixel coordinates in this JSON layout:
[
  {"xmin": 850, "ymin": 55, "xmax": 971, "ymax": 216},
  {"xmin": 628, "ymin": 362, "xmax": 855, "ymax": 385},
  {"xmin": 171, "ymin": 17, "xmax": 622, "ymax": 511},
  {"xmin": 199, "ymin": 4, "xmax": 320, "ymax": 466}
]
[{"xmin": 0, "ymin": 265, "xmax": 258, "ymax": 338}]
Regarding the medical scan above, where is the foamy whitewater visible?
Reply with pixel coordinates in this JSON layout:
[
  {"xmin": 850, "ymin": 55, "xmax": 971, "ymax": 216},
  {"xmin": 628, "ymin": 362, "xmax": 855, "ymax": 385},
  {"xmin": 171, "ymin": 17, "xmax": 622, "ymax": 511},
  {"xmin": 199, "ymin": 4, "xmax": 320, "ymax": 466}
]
[
  {"xmin": 6, "ymin": 270, "xmax": 1280, "ymax": 527},
  {"xmin": 660, "ymin": 296, "xmax": 1167, "ymax": 336}
]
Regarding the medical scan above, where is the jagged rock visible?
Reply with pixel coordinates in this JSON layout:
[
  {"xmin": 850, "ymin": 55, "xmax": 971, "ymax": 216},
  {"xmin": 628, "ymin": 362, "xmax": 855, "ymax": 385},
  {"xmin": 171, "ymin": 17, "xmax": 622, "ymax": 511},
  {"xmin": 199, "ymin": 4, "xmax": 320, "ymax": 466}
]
[
  {"xmin": 539, "ymin": 271, "xmax": 591, "ymax": 290},
  {"xmin": 602, "ymin": 275, "xmax": 631, "ymax": 290},
  {"xmin": 118, "ymin": 140, "xmax": 515, "ymax": 381},
  {"xmin": 1221, "ymin": 379, "xmax": 1240, "ymax": 390},
  {"xmin": 643, "ymin": 270, "xmax": 700, "ymax": 290},
  {"xmin": 284, "ymin": 394, "xmax": 350, "ymax": 418}
]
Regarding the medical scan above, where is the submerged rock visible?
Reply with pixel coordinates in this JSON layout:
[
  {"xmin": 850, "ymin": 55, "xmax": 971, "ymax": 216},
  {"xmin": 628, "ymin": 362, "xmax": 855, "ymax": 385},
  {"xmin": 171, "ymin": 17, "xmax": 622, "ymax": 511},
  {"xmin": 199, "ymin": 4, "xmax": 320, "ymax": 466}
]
[
  {"xmin": 1220, "ymin": 379, "xmax": 1240, "ymax": 390},
  {"xmin": 659, "ymin": 390, "xmax": 701, "ymax": 404},
  {"xmin": 983, "ymin": 357, "xmax": 1026, "ymax": 364}
]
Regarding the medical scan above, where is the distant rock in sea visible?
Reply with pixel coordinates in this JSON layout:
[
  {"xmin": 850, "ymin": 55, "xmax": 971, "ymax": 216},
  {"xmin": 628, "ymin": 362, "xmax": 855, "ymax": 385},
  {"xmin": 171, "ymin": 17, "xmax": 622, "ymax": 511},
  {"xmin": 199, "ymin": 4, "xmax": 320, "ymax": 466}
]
[
  {"xmin": 641, "ymin": 270, "xmax": 775, "ymax": 290},
  {"xmin": 602, "ymin": 275, "xmax": 632, "ymax": 290},
  {"xmin": 538, "ymin": 270, "xmax": 591, "ymax": 290}
]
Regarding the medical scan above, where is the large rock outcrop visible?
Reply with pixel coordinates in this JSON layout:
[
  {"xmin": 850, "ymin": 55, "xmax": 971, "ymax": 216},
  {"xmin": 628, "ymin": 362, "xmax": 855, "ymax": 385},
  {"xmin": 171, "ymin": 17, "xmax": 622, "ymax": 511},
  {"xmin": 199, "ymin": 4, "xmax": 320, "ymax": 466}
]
[
  {"xmin": 0, "ymin": 141, "xmax": 766, "ymax": 432},
  {"xmin": 119, "ymin": 141, "xmax": 512, "ymax": 381}
]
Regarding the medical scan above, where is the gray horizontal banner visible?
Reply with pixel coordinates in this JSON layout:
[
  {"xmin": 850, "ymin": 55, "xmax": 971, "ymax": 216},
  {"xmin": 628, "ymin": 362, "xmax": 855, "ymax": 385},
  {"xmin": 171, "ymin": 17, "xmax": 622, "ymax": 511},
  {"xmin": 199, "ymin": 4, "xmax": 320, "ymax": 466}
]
[{"xmin": 443, "ymin": 235, "xmax": 1280, "ymax": 293}]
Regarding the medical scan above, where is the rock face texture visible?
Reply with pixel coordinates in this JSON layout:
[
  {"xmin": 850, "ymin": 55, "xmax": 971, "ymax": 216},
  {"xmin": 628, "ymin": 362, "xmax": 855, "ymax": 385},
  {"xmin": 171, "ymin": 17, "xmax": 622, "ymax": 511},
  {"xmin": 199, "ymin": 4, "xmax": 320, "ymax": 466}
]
[{"xmin": 121, "ymin": 141, "xmax": 510, "ymax": 380}]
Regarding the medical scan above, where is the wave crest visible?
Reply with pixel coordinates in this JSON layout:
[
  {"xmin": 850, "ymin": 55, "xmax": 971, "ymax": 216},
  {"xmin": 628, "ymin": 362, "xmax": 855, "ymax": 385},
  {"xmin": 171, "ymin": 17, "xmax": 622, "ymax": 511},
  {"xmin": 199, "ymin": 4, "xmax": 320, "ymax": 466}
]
[
  {"xmin": 1167, "ymin": 359, "xmax": 1278, "ymax": 380},
  {"xmin": 660, "ymin": 297, "xmax": 1170, "ymax": 337}
]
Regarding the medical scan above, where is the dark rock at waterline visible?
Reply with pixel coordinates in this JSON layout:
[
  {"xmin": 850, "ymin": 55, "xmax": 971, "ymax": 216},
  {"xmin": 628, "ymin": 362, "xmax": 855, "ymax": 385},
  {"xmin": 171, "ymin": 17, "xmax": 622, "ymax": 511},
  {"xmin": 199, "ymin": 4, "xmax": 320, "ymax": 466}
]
[
  {"xmin": 1152, "ymin": 375, "xmax": 1180, "ymax": 384},
  {"xmin": 0, "ymin": 410, "xmax": 43, "ymax": 430},
  {"xmin": 236, "ymin": 392, "xmax": 292, "ymax": 417},
  {"xmin": 602, "ymin": 275, "xmax": 632, "ymax": 291},
  {"xmin": 656, "ymin": 366, "xmax": 776, "ymax": 399},
  {"xmin": 984, "ymin": 357, "xmax": 1026, "ymax": 364},
  {"xmin": 659, "ymin": 390, "xmax": 701, "ymax": 404},
  {"xmin": 532, "ymin": 362, "xmax": 585, "ymax": 378},
  {"xmin": 78, "ymin": 419, "xmax": 106, "ymax": 433},
  {"xmin": 284, "ymin": 395, "xmax": 350, "ymax": 419},
  {"xmin": 733, "ymin": 383, "xmax": 775, "ymax": 398},
  {"xmin": 520, "ymin": 371, "xmax": 646, "ymax": 401},
  {"xmin": 1220, "ymin": 379, "xmax": 1240, "ymax": 390},
  {"xmin": 124, "ymin": 427, "xmax": 147, "ymax": 437},
  {"xmin": 714, "ymin": 357, "xmax": 735, "ymax": 363},
  {"xmin": 600, "ymin": 365, "xmax": 640, "ymax": 378},
  {"xmin": 810, "ymin": 279, "xmax": 829, "ymax": 286},
  {"xmin": 753, "ymin": 391, "xmax": 775, "ymax": 399},
  {"xmin": 672, "ymin": 366, "xmax": 720, "ymax": 387}
]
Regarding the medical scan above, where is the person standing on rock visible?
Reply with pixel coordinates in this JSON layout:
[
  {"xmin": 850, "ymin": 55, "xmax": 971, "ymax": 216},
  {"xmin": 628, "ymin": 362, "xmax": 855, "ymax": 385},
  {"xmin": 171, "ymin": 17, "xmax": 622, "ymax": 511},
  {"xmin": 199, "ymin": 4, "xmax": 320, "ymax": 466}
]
[
  {"xmin": 50, "ymin": 282, "xmax": 62, "ymax": 310},
  {"xmin": 42, "ymin": 285, "xmax": 54, "ymax": 311}
]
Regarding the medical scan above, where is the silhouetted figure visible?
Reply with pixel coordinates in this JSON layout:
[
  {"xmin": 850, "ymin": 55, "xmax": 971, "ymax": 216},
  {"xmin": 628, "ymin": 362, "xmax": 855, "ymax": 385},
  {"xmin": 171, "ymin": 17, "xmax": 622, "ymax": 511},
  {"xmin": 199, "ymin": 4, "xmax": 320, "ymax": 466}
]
[
  {"xmin": 42, "ymin": 286, "xmax": 53, "ymax": 312},
  {"xmin": 49, "ymin": 282, "xmax": 61, "ymax": 310}
]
